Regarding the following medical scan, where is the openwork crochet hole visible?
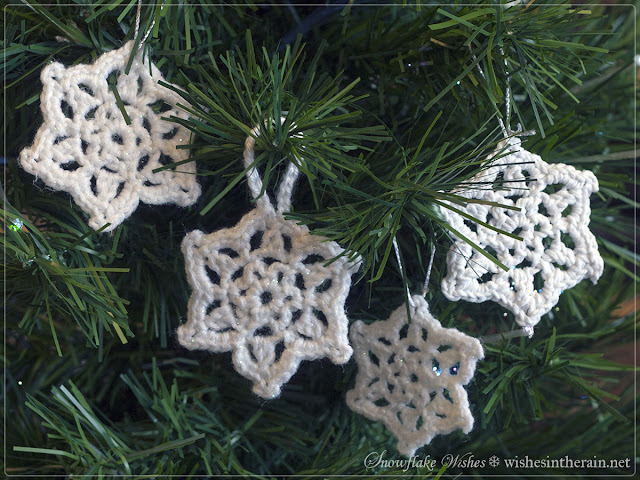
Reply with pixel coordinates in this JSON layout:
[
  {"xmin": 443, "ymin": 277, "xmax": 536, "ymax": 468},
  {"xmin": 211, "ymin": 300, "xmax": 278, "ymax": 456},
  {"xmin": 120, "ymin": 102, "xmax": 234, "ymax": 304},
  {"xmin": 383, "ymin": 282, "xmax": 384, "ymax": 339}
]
[
  {"xmin": 148, "ymin": 99, "xmax": 173, "ymax": 113},
  {"xmin": 219, "ymin": 248, "xmax": 240, "ymax": 258},
  {"xmin": 250, "ymin": 231, "xmax": 264, "ymax": 251},
  {"xmin": 315, "ymin": 279, "xmax": 332, "ymax": 293},
  {"xmin": 85, "ymin": 106, "xmax": 98, "ymax": 120},
  {"xmin": 561, "ymin": 233, "xmax": 576, "ymax": 249},
  {"xmin": 261, "ymin": 291, "xmax": 273, "ymax": 305},
  {"xmin": 442, "ymin": 388, "xmax": 454, "ymax": 403},
  {"xmin": 163, "ymin": 128, "xmax": 178, "ymax": 140},
  {"xmin": 538, "ymin": 203, "xmax": 549, "ymax": 217},
  {"xmin": 60, "ymin": 160, "xmax": 81, "ymax": 172},
  {"xmin": 518, "ymin": 258, "xmax": 533, "ymax": 269},
  {"xmin": 543, "ymin": 183, "xmax": 563, "ymax": 195},
  {"xmin": 533, "ymin": 271, "xmax": 545, "ymax": 292},
  {"xmin": 106, "ymin": 69, "xmax": 121, "ymax": 86},
  {"xmin": 231, "ymin": 267, "xmax": 244, "ymax": 281},
  {"xmin": 78, "ymin": 83, "xmax": 94, "ymax": 95},
  {"xmin": 158, "ymin": 153, "xmax": 173, "ymax": 166},
  {"xmin": 137, "ymin": 155, "xmax": 150, "ymax": 171},
  {"xmin": 205, "ymin": 300, "xmax": 221, "ymax": 316},
  {"xmin": 478, "ymin": 271, "xmax": 492, "ymax": 284},
  {"xmin": 60, "ymin": 99, "xmax": 73, "ymax": 119},
  {"xmin": 464, "ymin": 219, "xmax": 478, "ymax": 234},
  {"xmin": 368, "ymin": 351, "xmax": 380, "ymax": 366},
  {"xmin": 302, "ymin": 254, "xmax": 325, "ymax": 265},
  {"xmin": 254, "ymin": 325, "xmax": 272, "ymax": 336},
  {"xmin": 399, "ymin": 324, "xmax": 409, "ymax": 340},
  {"xmin": 206, "ymin": 266, "xmax": 221, "ymax": 286},
  {"xmin": 282, "ymin": 234, "xmax": 292, "ymax": 252},
  {"xmin": 562, "ymin": 204, "xmax": 573, "ymax": 217}
]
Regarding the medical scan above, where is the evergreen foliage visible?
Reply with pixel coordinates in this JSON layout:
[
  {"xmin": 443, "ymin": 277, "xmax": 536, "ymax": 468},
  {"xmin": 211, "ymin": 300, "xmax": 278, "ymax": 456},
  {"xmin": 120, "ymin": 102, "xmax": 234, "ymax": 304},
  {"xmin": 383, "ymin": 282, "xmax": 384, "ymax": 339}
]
[{"xmin": 3, "ymin": 1, "xmax": 637, "ymax": 478}]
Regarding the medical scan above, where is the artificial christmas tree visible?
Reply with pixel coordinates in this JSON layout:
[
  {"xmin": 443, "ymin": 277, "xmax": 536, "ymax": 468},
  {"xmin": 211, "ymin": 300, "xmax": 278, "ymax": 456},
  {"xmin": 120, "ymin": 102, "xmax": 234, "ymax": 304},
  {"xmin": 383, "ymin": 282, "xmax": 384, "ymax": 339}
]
[{"xmin": 4, "ymin": 1, "xmax": 636, "ymax": 477}]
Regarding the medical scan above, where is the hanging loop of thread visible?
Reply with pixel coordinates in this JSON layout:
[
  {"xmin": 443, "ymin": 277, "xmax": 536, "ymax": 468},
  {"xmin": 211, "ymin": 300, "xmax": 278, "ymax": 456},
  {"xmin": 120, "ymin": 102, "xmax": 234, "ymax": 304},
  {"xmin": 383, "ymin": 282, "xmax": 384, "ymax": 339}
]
[
  {"xmin": 500, "ymin": 46, "xmax": 513, "ymax": 134},
  {"xmin": 470, "ymin": 44, "xmax": 520, "ymax": 139},
  {"xmin": 422, "ymin": 242, "xmax": 437, "ymax": 297},
  {"xmin": 243, "ymin": 118, "xmax": 302, "ymax": 214},
  {"xmin": 392, "ymin": 232, "xmax": 415, "ymax": 308},
  {"xmin": 134, "ymin": 0, "xmax": 162, "ymax": 50},
  {"xmin": 470, "ymin": 45, "xmax": 537, "ymax": 139}
]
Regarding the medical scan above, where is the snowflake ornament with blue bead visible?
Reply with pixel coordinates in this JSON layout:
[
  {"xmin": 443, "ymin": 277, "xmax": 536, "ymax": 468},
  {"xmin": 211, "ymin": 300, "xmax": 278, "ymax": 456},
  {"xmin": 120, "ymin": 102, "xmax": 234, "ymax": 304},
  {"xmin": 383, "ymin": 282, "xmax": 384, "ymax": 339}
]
[{"xmin": 347, "ymin": 295, "xmax": 484, "ymax": 457}]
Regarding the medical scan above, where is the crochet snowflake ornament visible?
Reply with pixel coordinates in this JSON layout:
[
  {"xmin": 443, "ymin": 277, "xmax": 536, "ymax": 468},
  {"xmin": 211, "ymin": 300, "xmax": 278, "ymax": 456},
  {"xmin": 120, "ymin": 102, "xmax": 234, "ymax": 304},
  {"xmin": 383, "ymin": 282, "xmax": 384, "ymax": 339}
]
[
  {"xmin": 440, "ymin": 138, "xmax": 603, "ymax": 333},
  {"xmin": 19, "ymin": 41, "xmax": 200, "ymax": 232},
  {"xmin": 179, "ymin": 126, "xmax": 362, "ymax": 399},
  {"xmin": 347, "ymin": 295, "xmax": 484, "ymax": 457}
]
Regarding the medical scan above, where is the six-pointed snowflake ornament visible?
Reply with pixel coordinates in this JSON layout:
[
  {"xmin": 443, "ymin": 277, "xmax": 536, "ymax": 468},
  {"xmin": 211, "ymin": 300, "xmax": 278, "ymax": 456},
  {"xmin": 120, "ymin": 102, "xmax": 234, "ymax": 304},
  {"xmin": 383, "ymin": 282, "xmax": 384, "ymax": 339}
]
[
  {"xmin": 19, "ymin": 41, "xmax": 201, "ymax": 232},
  {"xmin": 178, "ymin": 128, "xmax": 362, "ymax": 398},
  {"xmin": 347, "ymin": 295, "xmax": 484, "ymax": 457},
  {"xmin": 440, "ymin": 138, "xmax": 603, "ymax": 333}
]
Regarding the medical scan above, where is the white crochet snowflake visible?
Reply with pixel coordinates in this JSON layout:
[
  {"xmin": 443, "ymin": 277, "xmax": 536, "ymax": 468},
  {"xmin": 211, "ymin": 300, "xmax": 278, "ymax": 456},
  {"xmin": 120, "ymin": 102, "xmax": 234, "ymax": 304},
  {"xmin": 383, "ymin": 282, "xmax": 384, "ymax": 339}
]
[
  {"xmin": 347, "ymin": 295, "xmax": 484, "ymax": 457},
  {"xmin": 179, "ymin": 199, "xmax": 361, "ymax": 399},
  {"xmin": 19, "ymin": 41, "xmax": 200, "ymax": 232},
  {"xmin": 440, "ymin": 138, "xmax": 603, "ymax": 331}
]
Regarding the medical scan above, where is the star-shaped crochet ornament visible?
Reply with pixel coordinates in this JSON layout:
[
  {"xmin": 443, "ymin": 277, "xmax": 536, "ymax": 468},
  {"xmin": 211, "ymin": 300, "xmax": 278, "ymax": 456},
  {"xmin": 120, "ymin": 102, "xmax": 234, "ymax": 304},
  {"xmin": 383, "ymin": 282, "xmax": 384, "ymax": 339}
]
[
  {"xmin": 19, "ymin": 41, "xmax": 200, "ymax": 232},
  {"xmin": 347, "ymin": 295, "xmax": 484, "ymax": 457},
  {"xmin": 179, "ymin": 131, "xmax": 361, "ymax": 398},
  {"xmin": 440, "ymin": 138, "xmax": 603, "ymax": 332}
]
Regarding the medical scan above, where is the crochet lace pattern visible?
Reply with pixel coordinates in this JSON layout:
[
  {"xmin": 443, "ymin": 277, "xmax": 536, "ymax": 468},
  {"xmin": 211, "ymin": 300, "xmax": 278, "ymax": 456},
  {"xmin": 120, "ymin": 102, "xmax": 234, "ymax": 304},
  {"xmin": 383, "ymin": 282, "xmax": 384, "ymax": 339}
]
[
  {"xmin": 440, "ymin": 138, "xmax": 603, "ymax": 332},
  {"xmin": 19, "ymin": 41, "xmax": 201, "ymax": 232},
  {"xmin": 179, "ymin": 125, "xmax": 362, "ymax": 399},
  {"xmin": 347, "ymin": 295, "xmax": 484, "ymax": 457}
]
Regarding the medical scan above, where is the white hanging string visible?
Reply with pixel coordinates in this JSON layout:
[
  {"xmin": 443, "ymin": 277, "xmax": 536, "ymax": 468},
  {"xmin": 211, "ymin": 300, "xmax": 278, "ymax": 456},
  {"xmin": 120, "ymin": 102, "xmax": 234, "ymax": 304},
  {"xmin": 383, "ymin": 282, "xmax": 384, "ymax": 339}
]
[
  {"xmin": 501, "ymin": 46, "xmax": 512, "ymax": 133},
  {"xmin": 421, "ymin": 242, "xmax": 436, "ymax": 297},
  {"xmin": 393, "ymin": 235, "xmax": 437, "ymax": 309},
  {"xmin": 134, "ymin": 0, "xmax": 161, "ymax": 50},
  {"xmin": 243, "ymin": 118, "xmax": 302, "ymax": 214},
  {"xmin": 469, "ymin": 44, "xmax": 536, "ymax": 138},
  {"xmin": 392, "ymin": 232, "xmax": 415, "ymax": 308},
  {"xmin": 470, "ymin": 45, "xmax": 508, "ymax": 138}
]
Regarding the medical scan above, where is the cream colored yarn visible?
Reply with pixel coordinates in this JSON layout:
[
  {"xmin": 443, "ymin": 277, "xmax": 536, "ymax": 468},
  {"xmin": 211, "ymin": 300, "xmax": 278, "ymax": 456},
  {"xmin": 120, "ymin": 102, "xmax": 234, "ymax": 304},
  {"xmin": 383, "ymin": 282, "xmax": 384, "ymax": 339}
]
[
  {"xmin": 347, "ymin": 295, "xmax": 484, "ymax": 457},
  {"xmin": 440, "ymin": 137, "xmax": 603, "ymax": 332},
  {"xmin": 19, "ymin": 41, "xmax": 200, "ymax": 232},
  {"xmin": 179, "ymin": 125, "xmax": 362, "ymax": 399}
]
